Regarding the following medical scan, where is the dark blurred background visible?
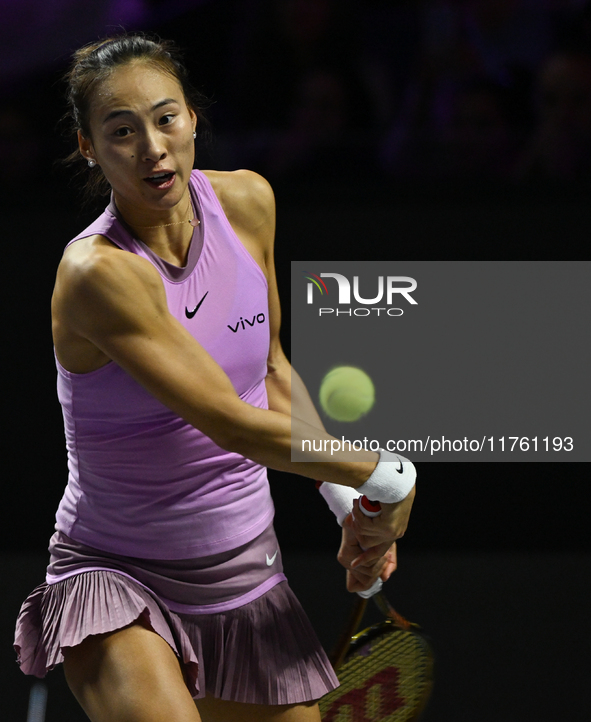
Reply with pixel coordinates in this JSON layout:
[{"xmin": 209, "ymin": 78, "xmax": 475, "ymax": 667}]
[{"xmin": 1, "ymin": 1, "xmax": 590, "ymax": 720}]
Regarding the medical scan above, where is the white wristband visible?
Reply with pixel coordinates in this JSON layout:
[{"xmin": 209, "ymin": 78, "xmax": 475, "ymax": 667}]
[
  {"xmin": 318, "ymin": 482, "xmax": 361, "ymax": 525},
  {"xmin": 355, "ymin": 449, "xmax": 416, "ymax": 504}
]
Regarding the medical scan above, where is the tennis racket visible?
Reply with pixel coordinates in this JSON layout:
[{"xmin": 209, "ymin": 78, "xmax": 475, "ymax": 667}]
[{"xmin": 319, "ymin": 496, "xmax": 433, "ymax": 722}]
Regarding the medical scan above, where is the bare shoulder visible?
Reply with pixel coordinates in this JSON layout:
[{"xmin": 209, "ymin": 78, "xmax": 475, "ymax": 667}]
[
  {"xmin": 202, "ymin": 169, "xmax": 275, "ymax": 212},
  {"xmin": 54, "ymin": 235, "xmax": 166, "ymax": 335},
  {"xmin": 57, "ymin": 235, "xmax": 162, "ymax": 303},
  {"xmin": 59, "ymin": 234, "xmax": 155, "ymax": 278},
  {"xmin": 53, "ymin": 235, "xmax": 170, "ymax": 372},
  {"xmin": 201, "ymin": 169, "xmax": 276, "ymax": 249}
]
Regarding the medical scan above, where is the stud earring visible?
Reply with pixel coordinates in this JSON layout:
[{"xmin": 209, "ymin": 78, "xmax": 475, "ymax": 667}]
[
  {"xmin": 88, "ymin": 158, "xmax": 96, "ymax": 168},
  {"xmin": 193, "ymin": 131, "xmax": 196, "ymax": 139}
]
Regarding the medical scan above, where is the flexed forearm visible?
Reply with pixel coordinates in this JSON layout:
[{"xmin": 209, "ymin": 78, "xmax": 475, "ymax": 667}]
[{"xmin": 224, "ymin": 395, "xmax": 377, "ymax": 488}]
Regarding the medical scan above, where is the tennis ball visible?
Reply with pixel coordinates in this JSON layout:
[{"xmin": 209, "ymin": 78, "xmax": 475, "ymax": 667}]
[{"xmin": 319, "ymin": 366, "xmax": 375, "ymax": 422}]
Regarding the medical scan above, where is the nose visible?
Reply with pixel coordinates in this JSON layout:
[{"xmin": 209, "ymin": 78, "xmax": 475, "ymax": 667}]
[{"xmin": 141, "ymin": 128, "xmax": 167, "ymax": 163}]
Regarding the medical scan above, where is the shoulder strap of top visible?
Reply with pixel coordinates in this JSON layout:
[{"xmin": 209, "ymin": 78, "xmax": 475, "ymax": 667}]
[{"xmin": 66, "ymin": 199, "xmax": 138, "ymax": 253}]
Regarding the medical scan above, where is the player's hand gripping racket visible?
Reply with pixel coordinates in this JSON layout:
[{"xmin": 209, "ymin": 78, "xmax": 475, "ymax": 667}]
[
  {"xmin": 319, "ymin": 496, "xmax": 433, "ymax": 722},
  {"xmin": 354, "ymin": 496, "xmax": 385, "ymax": 599}
]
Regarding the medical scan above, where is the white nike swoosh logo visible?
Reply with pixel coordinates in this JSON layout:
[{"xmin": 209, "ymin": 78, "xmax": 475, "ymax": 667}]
[{"xmin": 266, "ymin": 550, "xmax": 278, "ymax": 566}]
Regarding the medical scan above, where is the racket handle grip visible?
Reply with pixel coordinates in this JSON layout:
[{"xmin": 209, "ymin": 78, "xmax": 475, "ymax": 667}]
[
  {"xmin": 357, "ymin": 577, "xmax": 383, "ymax": 598},
  {"xmin": 356, "ymin": 496, "xmax": 383, "ymax": 598},
  {"xmin": 359, "ymin": 495, "xmax": 382, "ymax": 517}
]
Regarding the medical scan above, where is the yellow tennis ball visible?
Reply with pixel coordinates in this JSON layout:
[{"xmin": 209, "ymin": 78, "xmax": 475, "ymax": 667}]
[{"xmin": 319, "ymin": 366, "xmax": 375, "ymax": 422}]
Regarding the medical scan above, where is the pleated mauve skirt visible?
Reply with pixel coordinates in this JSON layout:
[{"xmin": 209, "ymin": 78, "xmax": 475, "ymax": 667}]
[{"xmin": 14, "ymin": 570, "xmax": 339, "ymax": 705}]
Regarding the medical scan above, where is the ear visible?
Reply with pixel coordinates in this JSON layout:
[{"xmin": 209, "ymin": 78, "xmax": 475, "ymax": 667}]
[
  {"xmin": 78, "ymin": 129, "xmax": 96, "ymax": 164},
  {"xmin": 189, "ymin": 108, "xmax": 197, "ymax": 134}
]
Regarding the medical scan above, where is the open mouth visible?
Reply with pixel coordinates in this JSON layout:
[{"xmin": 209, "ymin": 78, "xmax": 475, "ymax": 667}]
[{"xmin": 144, "ymin": 172, "xmax": 176, "ymax": 189}]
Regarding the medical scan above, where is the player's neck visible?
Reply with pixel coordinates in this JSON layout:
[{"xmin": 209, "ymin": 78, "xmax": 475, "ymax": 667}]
[
  {"xmin": 117, "ymin": 190, "xmax": 199, "ymax": 266},
  {"xmin": 137, "ymin": 223, "xmax": 196, "ymax": 267}
]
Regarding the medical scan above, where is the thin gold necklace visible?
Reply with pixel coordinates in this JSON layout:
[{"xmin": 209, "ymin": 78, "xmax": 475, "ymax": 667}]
[{"xmin": 131, "ymin": 197, "xmax": 199, "ymax": 229}]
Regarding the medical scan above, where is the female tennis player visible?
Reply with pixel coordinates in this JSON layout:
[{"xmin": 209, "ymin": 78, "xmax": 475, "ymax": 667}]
[{"xmin": 14, "ymin": 34, "xmax": 415, "ymax": 722}]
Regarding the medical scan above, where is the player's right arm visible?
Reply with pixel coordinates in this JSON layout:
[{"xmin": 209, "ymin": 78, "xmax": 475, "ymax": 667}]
[{"xmin": 52, "ymin": 236, "xmax": 378, "ymax": 489}]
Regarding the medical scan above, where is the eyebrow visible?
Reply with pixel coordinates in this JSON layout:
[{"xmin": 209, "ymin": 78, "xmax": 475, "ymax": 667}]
[{"xmin": 102, "ymin": 98, "xmax": 179, "ymax": 124}]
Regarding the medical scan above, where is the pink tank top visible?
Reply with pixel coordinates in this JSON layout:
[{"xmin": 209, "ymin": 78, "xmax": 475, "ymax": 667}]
[{"xmin": 55, "ymin": 170, "xmax": 274, "ymax": 559}]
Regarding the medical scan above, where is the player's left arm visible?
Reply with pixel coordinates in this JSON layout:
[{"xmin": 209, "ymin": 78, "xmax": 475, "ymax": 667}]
[
  {"xmin": 211, "ymin": 169, "xmax": 325, "ymax": 425},
  {"xmin": 255, "ymin": 186, "xmax": 324, "ymax": 427},
  {"xmin": 245, "ymin": 175, "xmax": 415, "ymax": 562},
  {"xmin": 264, "ymin": 236, "xmax": 325, "ymax": 426}
]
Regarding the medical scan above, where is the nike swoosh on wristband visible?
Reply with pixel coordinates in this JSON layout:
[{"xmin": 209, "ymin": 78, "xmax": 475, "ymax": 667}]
[
  {"xmin": 395, "ymin": 456, "xmax": 404, "ymax": 473},
  {"xmin": 266, "ymin": 550, "xmax": 278, "ymax": 566},
  {"xmin": 185, "ymin": 291, "xmax": 208, "ymax": 319}
]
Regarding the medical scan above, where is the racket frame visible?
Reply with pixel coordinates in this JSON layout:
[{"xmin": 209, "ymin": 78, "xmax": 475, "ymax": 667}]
[{"xmin": 324, "ymin": 592, "xmax": 434, "ymax": 722}]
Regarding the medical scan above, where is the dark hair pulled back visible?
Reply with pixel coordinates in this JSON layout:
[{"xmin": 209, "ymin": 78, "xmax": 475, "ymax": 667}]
[{"xmin": 62, "ymin": 33, "xmax": 210, "ymax": 200}]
